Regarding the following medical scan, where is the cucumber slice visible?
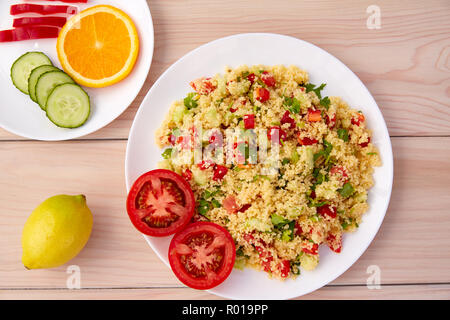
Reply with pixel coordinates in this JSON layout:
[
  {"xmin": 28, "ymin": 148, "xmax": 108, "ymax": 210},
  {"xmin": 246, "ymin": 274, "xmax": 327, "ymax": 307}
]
[
  {"xmin": 28, "ymin": 65, "xmax": 60, "ymax": 103},
  {"xmin": 46, "ymin": 83, "xmax": 90, "ymax": 128},
  {"xmin": 35, "ymin": 70, "xmax": 74, "ymax": 110},
  {"xmin": 10, "ymin": 52, "xmax": 52, "ymax": 94}
]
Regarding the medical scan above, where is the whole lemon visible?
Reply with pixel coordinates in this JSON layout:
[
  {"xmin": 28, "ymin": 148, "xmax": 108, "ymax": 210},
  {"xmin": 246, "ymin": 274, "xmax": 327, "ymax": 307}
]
[{"xmin": 22, "ymin": 195, "xmax": 93, "ymax": 269}]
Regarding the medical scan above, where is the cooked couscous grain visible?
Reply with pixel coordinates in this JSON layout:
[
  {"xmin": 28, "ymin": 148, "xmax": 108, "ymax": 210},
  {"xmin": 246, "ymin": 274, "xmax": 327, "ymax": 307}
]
[{"xmin": 156, "ymin": 65, "xmax": 381, "ymax": 279}]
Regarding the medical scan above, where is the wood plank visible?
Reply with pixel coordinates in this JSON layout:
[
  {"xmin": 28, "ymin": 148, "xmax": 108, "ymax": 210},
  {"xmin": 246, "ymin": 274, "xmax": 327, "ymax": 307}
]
[
  {"xmin": 0, "ymin": 137, "xmax": 449, "ymax": 288},
  {"xmin": 0, "ymin": 284, "xmax": 449, "ymax": 300},
  {"xmin": 0, "ymin": 0, "xmax": 449, "ymax": 140}
]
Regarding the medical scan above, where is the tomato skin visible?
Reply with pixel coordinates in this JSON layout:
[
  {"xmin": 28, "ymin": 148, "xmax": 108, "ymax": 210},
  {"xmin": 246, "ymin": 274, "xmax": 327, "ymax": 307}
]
[
  {"xmin": 302, "ymin": 243, "xmax": 319, "ymax": 255},
  {"xmin": 308, "ymin": 109, "xmax": 322, "ymax": 122},
  {"xmin": 352, "ymin": 113, "xmax": 365, "ymax": 126},
  {"xmin": 126, "ymin": 169, "xmax": 195, "ymax": 237},
  {"xmin": 317, "ymin": 205, "xmax": 337, "ymax": 219},
  {"xmin": 326, "ymin": 233, "xmax": 342, "ymax": 253},
  {"xmin": 182, "ymin": 169, "xmax": 192, "ymax": 181},
  {"xmin": 243, "ymin": 114, "xmax": 255, "ymax": 129},
  {"xmin": 281, "ymin": 110, "xmax": 296, "ymax": 129},
  {"xmin": 247, "ymin": 73, "xmax": 256, "ymax": 84},
  {"xmin": 267, "ymin": 126, "xmax": 287, "ymax": 144},
  {"xmin": 359, "ymin": 137, "xmax": 371, "ymax": 148},
  {"xmin": 168, "ymin": 222, "xmax": 236, "ymax": 290},
  {"xmin": 213, "ymin": 165, "xmax": 228, "ymax": 181},
  {"xmin": 278, "ymin": 260, "xmax": 291, "ymax": 278},
  {"xmin": 190, "ymin": 77, "xmax": 216, "ymax": 95},
  {"xmin": 255, "ymin": 87, "xmax": 270, "ymax": 102},
  {"xmin": 297, "ymin": 135, "xmax": 318, "ymax": 146},
  {"xmin": 261, "ymin": 71, "xmax": 276, "ymax": 87}
]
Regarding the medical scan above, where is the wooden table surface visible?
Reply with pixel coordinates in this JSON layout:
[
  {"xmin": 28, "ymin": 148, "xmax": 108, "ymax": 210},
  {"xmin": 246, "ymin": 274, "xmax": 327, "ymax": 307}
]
[{"xmin": 1, "ymin": 0, "xmax": 450, "ymax": 300}]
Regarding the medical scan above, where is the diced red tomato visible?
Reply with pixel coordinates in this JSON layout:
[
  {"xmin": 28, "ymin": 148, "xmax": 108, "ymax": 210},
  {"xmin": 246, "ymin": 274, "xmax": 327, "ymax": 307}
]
[
  {"xmin": 297, "ymin": 135, "xmax": 318, "ymax": 146},
  {"xmin": 247, "ymin": 73, "xmax": 256, "ymax": 84},
  {"xmin": 222, "ymin": 195, "xmax": 239, "ymax": 214},
  {"xmin": 182, "ymin": 169, "xmax": 192, "ymax": 181},
  {"xmin": 255, "ymin": 87, "xmax": 270, "ymax": 102},
  {"xmin": 310, "ymin": 190, "xmax": 316, "ymax": 199},
  {"xmin": 208, "ymin": 131, "xmax": 223, "ymax": 147},
  {"xmin": 243, "ymin": 233, "xmax": 274, "ymax": 272},
  {"xmin": 351, "ymin": 113, "xmax": 365, "ymax": 126},
  {"xmin": 278, "ymin": 260, "xmax": 291, "ymax": 278},
  {"xmin": 302, "ymin": 243, "xmax": 319, "ymax": 255},
  {"xmin": 330, "ymin": 166, "xmax": 348, "ymax": 182},
  {"xmin": 325, "ymin": 113, "xmax": 336, "ymax": 129},
  {"xmin": 326, "ymin": 233, "xmax": 342, "ymax": 253},
  {"xmin": 168, "ymin": 134, "xmax": 176, "ymax": 145},
  {"xmin": 243, "ymin": 114, "xmax": 255, "ymax": 129},
  {"xmin": 317, "ymin": 205, "xmax": 337, "ymax": 219},
  {"xmin": 190, "ymin": 77, "xmax": 216, "ymax": 95},
  {"xmin": 261, "ymin": 71, "xmax": 276, "ymax": 87},
  {"xmin": 307, "ymin": 109, "xmax": 322, "ymax": 122},
  {"xmin": 281, "ymin": 110, "xmax": 296, "ymax": 129},
  {"xmin": 238, "ymin": 204, "xmax": 251, "ymax": 213},
  {"xmin": 197, "ymin": 160, "xmax": 214, "ymax": 170},
  {"xmin": 213, "ymin": 165, "xmax": 228, "ymax": 181},
  {"xmin": 295, "ymin": 221, "xmax": 303, "ymax": 236},
  {"xmin": 359, "ymin": 137, "xmax": 371, "ymax": 148},
  {"xmin": 267, "ymin": 126, "xmax": 287, "ymax": 144}
]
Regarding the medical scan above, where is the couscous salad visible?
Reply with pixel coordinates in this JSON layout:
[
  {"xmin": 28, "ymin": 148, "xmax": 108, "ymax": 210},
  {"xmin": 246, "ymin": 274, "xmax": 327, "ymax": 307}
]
[{"xmin": 127, "ymin": 64, "xmax": 380, "ymax": 288}]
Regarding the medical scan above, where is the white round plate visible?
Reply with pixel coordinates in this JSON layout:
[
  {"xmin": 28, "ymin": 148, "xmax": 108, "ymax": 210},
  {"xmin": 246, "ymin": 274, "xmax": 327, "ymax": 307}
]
[
  {"xmin": 126, "ymin": 33, "xmax": 393, "ymax": 300},
  {"xmin": 0, "ymin": 0, "xmax": 153, "ymax": 141}
]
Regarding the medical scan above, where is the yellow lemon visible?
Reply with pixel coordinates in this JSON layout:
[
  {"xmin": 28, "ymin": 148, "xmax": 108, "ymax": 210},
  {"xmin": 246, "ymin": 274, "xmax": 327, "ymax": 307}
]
[{"xmin": 22, "ymin": 195, "xmax": 93, "ymax": 269}]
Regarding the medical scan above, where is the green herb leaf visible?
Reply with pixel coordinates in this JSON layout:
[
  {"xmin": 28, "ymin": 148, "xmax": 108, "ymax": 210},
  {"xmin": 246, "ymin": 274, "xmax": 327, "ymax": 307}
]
[
  {"xmin": 305, "ymin": 83, "xmax": 326, "ymax": 99},
  {"xmin": 339, "ymin": 182, "xmax": 355, "ymax": 198},
  {"xmin": 337, "ymin": 128, "xmax": 349, "ymax": 142},
  {"xmin": 320, "ymin": 96, "xmax": 330, "ymax": 109},
  {"xmin": 197, "ymin": 199, "xmax": 211, "ymax": 217},
  {"xmin": 211, "ymin": 199, "xmax": 221, "ymax": 208},
  {"xmin": 184, "ymin": 92, "xmax": 198, "ymax": 109},
  {"xmin": 161, "ymin": 148, "xmax": 172, "ymax": 159},
  {"xmin": 271, "ymin": 213, "xmax": 288, "ymax": 226}
]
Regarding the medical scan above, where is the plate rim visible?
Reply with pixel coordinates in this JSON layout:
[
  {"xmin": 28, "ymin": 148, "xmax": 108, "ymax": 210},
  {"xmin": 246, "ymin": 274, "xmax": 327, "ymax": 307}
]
[
  {"xmin": 125, "ymin": 32, "xmax": 394, "ymax": 300},
  {"xmin": 0, "ymin": 0, "xmax": 154, "ymax": 141}
]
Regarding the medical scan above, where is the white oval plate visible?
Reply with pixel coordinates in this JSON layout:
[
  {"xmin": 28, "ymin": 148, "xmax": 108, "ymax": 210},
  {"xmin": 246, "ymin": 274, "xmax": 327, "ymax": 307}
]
[
  {"xmin": 0, "ymin": 0, "xmax": 153, "ymax": 141},
  {"xmin": 126, "ymin": 33, "xmax": 393, "ymax": 300}
]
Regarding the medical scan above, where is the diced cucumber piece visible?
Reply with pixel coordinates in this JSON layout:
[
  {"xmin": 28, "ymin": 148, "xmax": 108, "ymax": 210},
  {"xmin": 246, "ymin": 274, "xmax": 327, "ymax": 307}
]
[
  {"xmin": 36, "ymin": 70, "xmax": 74, "ymax": 110},
  {"xmin": 10, "ymin": 52, "xmax": 52, "ymax": 94},
  {"xmin": 28, "ymin": 65, "xmax": 60, "ymax": 103},
  {"xmin": 46, "ymin": 83, "xmax": 90, "ymax": 129}
]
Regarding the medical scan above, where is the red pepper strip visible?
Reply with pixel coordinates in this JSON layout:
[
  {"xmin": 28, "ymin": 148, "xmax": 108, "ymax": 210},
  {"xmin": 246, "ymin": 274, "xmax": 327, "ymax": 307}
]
[
  {"xmin": 0, "ymin": 26, "xmax": 59, "ymax": 42},
  {"xmin": 13, "ymin": 17, "xmax": 67, "ymax": 28},
  {"xmin": 10, "ymin": 4, "xmax": 78, "ymax": 15},
  {"xmin": 24, "ymin": 0, "xmax": 87, "ymax": 3}
]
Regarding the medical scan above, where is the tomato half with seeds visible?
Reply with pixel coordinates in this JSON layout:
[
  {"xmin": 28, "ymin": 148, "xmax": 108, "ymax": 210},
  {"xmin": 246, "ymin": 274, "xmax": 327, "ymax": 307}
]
[
  {"xmin": 126, "ymin": 169, "xmax": 195, "ymax": 237},
  {"xmin": 168, "ymin": 222, "xmax": 236, "ymax": 290}
]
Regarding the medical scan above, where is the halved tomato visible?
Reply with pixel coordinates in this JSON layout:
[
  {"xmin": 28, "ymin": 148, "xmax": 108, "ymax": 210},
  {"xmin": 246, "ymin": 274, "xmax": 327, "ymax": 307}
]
[
  {"xmin": 126, "ymin": 169, "xmax": 195, "ymax": 237},
  {"xmin": 168, "ymin": 222, "xmax": 236, "ymax": 290}
]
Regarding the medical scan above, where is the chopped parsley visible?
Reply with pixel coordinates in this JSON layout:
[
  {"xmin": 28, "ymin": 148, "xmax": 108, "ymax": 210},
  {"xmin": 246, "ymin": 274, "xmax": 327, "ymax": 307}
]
[
  {"xmin": 283, "ymin": 96, "xmax": 301, "ymax": 114},
  {"xmin": 337, "ymin": 128, "xmax": 349, "ymax": 142},
  {"xmin": 184, "ymin": 92, "xmax": 198, "ymax": 109},
  {"xmin": 305, "ymin": 83, "xmax": 326, "ymax": 99},
  {"xmin": 161, "ymin": 148, "xmax": 172, "ymax": 159},
  {"xmin": 339, "ymin": 183, "xmax": 355, "ymax": 198}
]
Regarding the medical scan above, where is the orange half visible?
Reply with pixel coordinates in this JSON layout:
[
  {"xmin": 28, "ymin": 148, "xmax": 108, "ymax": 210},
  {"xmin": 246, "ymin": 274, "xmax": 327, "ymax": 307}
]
[{"xmin": 57, "ymin": 5, "xmax": 139, "ymax": 88}]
